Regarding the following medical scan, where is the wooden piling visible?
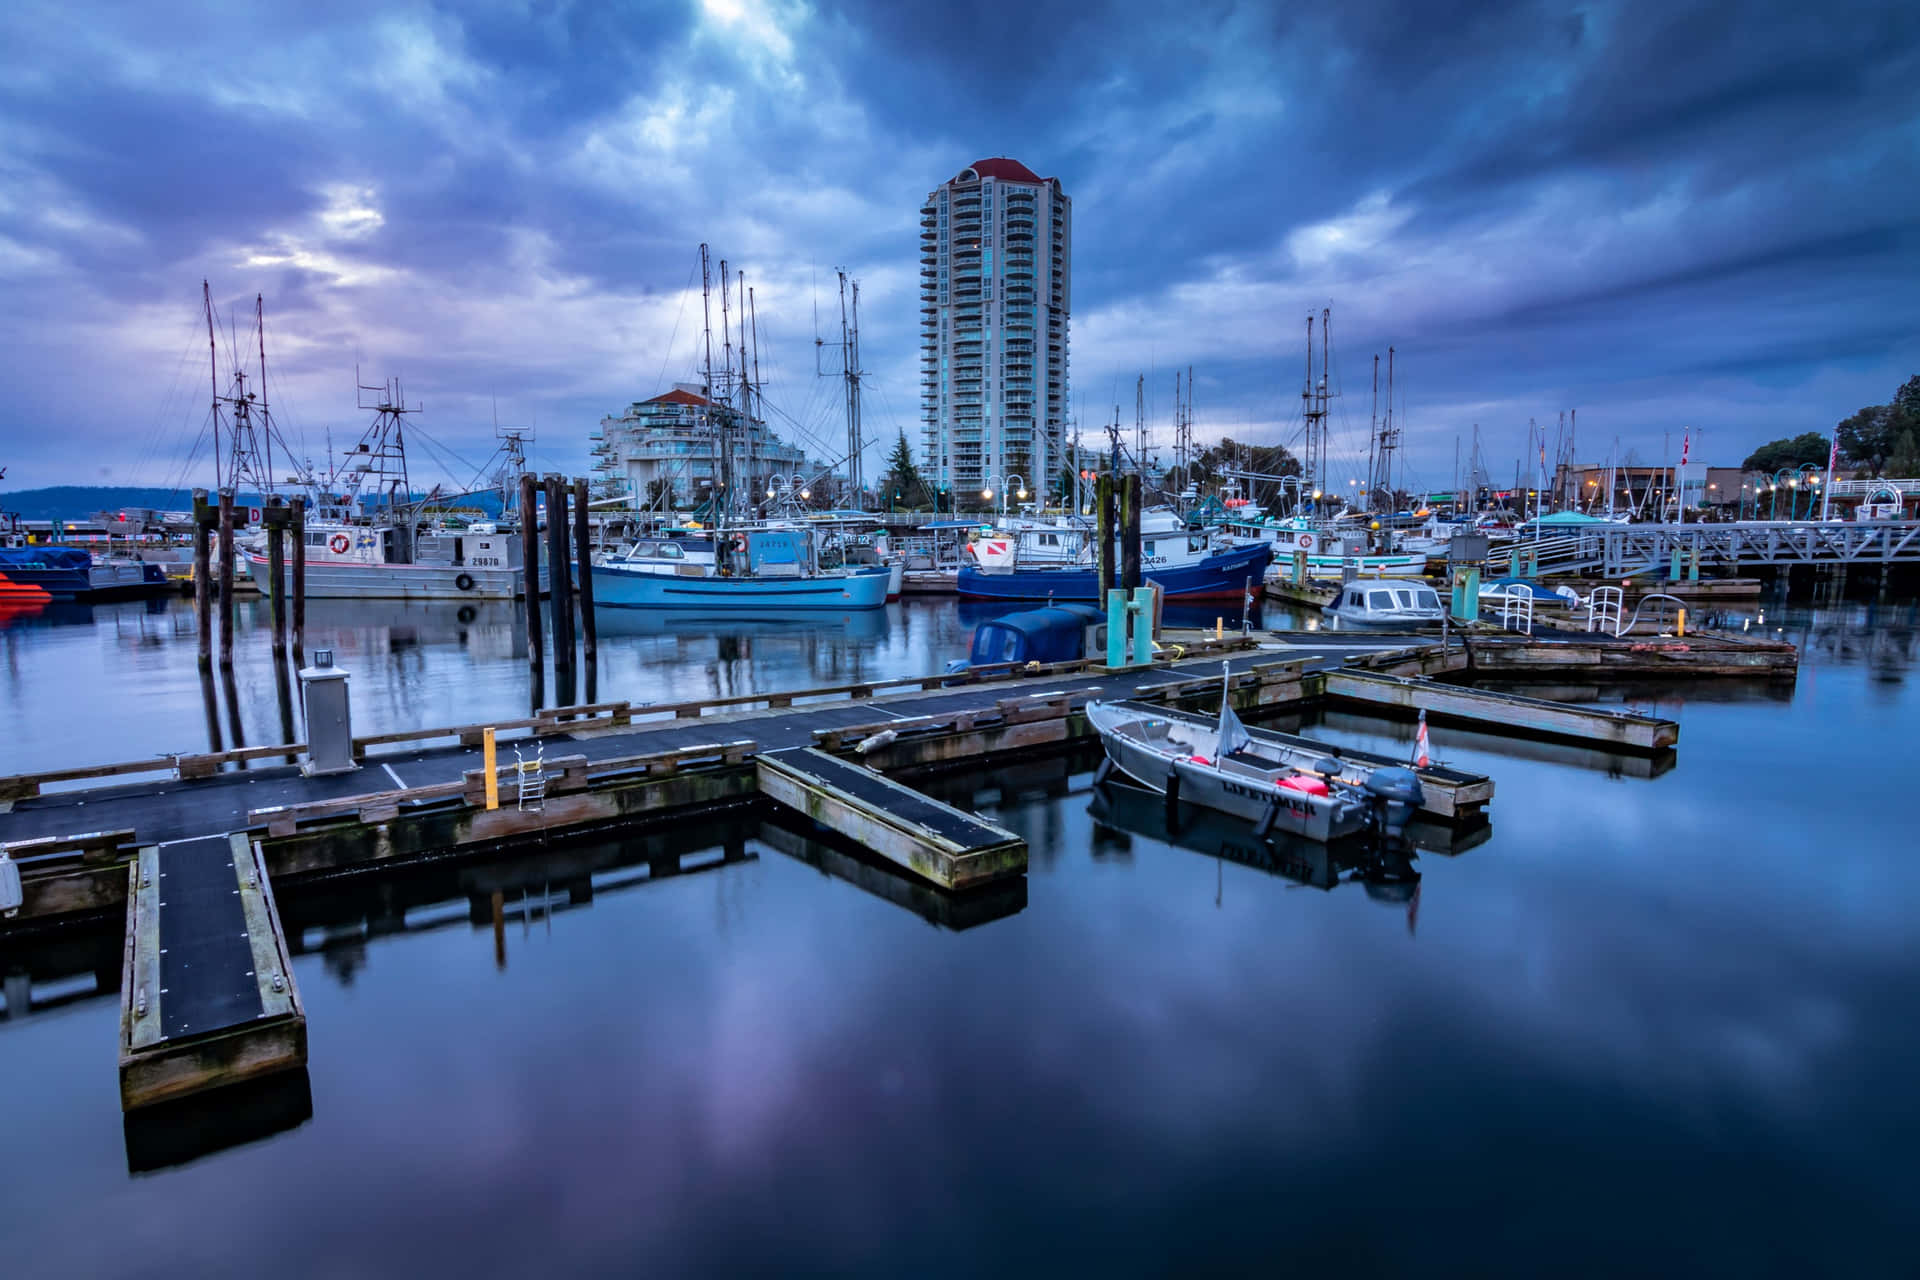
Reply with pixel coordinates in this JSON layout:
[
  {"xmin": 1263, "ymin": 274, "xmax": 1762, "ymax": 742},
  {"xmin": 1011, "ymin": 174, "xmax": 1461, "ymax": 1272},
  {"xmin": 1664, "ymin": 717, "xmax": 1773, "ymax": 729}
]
[
  {"xmin": 572, "ymin": 475, "xmax": 596, "ymax": 662},
  {"xmin": 289, "ymin": 497, "xmax": 306, "ymax": 656},
  {"xmin": 519, "ymin": 473, "xmax": 543, "ymax": 678},
  {"xmin": 192, "ymin": 488, "xmax": 213, "ymax": 670},
  {"xmin": 545, "ymin": 474, "xmax": 574, "ymax": 674},
  {"xmin": 216, "ymin": 488, "xmax": 236, "ymax": 669},
  {"xmin": 264, "ymin": 496, "xmax": 288, "ymax": 654},
  {"xmin": 1096, "ymin": 473, "xmax": 1115, "ymax": 601},
  {"xmin": 1121, "ymin": 473, "xmax": 1143, "ymax": 592}
]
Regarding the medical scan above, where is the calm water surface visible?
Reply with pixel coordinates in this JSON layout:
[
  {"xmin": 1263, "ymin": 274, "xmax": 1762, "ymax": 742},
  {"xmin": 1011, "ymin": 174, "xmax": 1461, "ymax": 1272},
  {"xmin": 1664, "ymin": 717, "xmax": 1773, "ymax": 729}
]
[{"xmin": 1, "ymin": 597, "xmax": 1916, "ymax": 1275}]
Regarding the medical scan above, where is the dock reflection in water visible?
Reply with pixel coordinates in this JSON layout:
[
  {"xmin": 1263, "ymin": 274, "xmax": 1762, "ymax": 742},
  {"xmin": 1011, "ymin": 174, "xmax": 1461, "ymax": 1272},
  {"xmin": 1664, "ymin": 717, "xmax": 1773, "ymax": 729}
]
[{"xmin": 2, "ymin": 602, "xmax": 1919, "ymax": 1273}]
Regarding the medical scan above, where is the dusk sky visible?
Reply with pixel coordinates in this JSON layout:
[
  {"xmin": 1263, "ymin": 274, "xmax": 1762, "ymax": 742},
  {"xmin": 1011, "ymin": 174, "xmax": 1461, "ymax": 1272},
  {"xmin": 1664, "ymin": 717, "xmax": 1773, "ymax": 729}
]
[{"xmin": 2, "ymin": 0, "xmax": 1916, "ymax": 497}]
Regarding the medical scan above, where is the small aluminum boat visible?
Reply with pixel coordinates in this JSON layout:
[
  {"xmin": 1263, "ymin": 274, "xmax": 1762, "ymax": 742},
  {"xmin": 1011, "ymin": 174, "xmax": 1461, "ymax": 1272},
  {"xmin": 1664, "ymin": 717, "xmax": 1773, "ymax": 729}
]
[{"xmin": 1086, "ymin": 675, "xmax": 1423, "ymax": 842}]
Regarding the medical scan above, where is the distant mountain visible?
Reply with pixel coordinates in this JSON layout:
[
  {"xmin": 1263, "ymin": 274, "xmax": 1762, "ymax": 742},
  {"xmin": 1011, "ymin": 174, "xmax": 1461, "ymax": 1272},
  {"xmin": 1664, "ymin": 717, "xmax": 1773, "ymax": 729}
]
[{"xmin": 1, "ymin": 485, "xmax": 508, "ymax": 521}]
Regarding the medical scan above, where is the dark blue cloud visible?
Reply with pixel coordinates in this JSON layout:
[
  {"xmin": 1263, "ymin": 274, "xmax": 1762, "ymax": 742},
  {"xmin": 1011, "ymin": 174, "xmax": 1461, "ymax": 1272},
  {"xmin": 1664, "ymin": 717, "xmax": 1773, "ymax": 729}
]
[{"xmin": 0, "ymin": 0, "xmax": 1914, "ymax": 490}]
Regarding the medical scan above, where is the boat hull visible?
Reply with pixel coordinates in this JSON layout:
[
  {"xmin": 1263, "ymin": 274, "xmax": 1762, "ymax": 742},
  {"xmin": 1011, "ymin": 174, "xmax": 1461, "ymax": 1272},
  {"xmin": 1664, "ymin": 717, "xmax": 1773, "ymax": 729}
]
[
  {"xmin": 957, "ymin": 543, "xmax": 1273, "ymax": 602},
  {"xmin": 1086, "ymin": 703, "xmax": 1365, "ymax": 842},
  {"xmin": 247, "ymin": 554, "xmax": 545, "ymax": 600},
  {"xmin": 590, "ymin": 564, "xmax": 892, "ymax": 611}
]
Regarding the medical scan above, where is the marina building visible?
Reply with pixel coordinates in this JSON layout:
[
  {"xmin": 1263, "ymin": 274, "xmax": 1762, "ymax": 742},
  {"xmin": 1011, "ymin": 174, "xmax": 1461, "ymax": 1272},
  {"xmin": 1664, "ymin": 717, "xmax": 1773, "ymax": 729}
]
[
  {"xmin": 591, "ymin": 384, "xmax": 818, "ymax": 508},
  {"xmin": 920, "ymin": 158, "xmax": 1072, "ymax": 503}
]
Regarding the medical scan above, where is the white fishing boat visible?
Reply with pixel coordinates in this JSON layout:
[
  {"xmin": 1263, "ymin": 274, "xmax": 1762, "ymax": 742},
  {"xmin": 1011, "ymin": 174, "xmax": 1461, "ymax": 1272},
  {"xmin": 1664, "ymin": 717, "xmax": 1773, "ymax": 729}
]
[
  {"xmin": 1325, "ymin": 578, "xmax": 1448, "ymax": 627},
  {"xmin": 1086, "ymin": 672, "xmax": 1422, "ymax": 842}
]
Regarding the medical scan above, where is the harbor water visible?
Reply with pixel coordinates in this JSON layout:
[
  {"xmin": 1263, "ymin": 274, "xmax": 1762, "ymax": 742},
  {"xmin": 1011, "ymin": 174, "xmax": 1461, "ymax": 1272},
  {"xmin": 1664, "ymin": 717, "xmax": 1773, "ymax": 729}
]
[{"xmin": 1, "ymin": 596, "xmax": 1916, "ymax": 1274}]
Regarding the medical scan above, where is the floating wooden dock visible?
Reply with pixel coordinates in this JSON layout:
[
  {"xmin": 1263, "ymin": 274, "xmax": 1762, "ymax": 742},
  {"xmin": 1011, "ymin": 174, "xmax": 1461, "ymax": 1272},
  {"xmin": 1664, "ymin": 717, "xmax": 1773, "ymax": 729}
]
[
  {"xmin": 120, "ymin": 834, "xmax": 305, "ymax": 1110},
  {"xmin": 758, "ymin": 748, "xmax": 1026, "ymax": 890},
  {"xmin": 0, "ymin": 630, "xmax": 1743, "ymax": 935},
  {"xmin": 1320, "ymin": 669, "xmax": 1678, "ymax": 751}
]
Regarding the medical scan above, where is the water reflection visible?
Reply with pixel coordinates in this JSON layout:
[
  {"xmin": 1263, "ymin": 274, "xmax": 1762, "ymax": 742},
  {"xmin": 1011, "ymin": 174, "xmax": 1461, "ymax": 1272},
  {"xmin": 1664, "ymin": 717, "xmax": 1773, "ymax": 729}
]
[{"xmin": 1089, "ymin": 778, "xmax": 1424, "ymax": 916}]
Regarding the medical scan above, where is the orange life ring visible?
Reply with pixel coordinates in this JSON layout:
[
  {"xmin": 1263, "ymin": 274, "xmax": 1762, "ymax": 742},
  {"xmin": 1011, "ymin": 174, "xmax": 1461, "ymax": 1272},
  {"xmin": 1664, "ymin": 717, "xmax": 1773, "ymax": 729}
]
[{"xmin": 328, "ymin": 533, "xmax": 351, "ymax": 554}]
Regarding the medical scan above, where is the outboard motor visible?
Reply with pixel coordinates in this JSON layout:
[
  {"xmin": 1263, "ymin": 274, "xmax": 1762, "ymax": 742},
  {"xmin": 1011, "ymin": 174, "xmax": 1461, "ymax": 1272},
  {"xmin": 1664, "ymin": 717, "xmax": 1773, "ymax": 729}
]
[{"xmin": 1362, "ymin": 766, "xmax": 1424, "ymax": 840}]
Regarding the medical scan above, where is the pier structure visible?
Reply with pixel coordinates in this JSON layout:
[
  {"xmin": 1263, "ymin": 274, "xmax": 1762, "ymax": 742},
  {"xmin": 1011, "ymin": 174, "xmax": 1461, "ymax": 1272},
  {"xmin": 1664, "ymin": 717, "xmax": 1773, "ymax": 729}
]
[
  {"xmin": 2, "ymin": 626, "xmax": 1808, "ymax": 1117},
  {"xmin": 1478, "ymin": 519, "xmax": 1920, "ymax": 578}
]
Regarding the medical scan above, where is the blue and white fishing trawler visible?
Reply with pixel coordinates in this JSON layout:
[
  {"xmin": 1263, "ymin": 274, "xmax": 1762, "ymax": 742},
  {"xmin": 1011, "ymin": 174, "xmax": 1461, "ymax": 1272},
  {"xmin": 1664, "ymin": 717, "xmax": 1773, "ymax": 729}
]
[
  {"xmin": 591, "ymin": 526, "xmax": 890, "ymax": 611},
  {"xmin": 958, "ymin": 539, "xmax": 1272, "ymax": 602}
]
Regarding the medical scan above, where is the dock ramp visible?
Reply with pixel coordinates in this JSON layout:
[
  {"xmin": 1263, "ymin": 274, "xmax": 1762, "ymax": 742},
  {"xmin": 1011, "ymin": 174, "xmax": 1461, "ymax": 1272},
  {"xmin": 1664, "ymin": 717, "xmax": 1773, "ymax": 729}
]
[
  {"xmin": 120, "ymin": 833, "xmax": 306, "ymax": 1110},
  {"xmin": 1320, "ymin": 669, "xmax": 1678, "ymax": 752},
  {"xmin": 757, "ymin": 748, "xmax": 1026, "ymax": 891}
]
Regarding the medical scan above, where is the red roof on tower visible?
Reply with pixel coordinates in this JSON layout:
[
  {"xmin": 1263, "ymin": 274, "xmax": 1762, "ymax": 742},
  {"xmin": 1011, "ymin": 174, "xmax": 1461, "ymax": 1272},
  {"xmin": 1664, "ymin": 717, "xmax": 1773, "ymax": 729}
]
[
  {"xmin": 968, "ymin": 157, "xmax": 1045, "ymax": 184},
  {"xmin": 643, "ymin": 388, "xmax": 714, "ymax": 407}
]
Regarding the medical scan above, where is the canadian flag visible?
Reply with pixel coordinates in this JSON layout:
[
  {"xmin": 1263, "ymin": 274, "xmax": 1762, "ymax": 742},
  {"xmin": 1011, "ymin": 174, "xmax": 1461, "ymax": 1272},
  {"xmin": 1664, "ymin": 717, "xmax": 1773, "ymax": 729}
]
[
  {"xmin": 1413, "ymin": 709, "xmax": 1430, "ymax": 768},
  {"xmin": 1680, "ymin": 432, "xmax": 1689, "ymax": 467}
]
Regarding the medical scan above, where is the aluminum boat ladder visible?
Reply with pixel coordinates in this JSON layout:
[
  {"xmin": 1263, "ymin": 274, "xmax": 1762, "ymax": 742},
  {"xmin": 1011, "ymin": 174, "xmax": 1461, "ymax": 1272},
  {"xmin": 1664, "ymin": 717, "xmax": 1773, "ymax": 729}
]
[{"xmin": 513, "ymin": 743, "xmax": 547, "ymax": 812}]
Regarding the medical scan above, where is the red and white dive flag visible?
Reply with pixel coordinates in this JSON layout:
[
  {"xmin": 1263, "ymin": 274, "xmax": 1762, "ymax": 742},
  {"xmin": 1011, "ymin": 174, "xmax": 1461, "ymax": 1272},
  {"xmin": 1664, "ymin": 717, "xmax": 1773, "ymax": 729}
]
[{"xmin": 1413, "ymin": 709, "xmax": 1431, "ymax": 768}]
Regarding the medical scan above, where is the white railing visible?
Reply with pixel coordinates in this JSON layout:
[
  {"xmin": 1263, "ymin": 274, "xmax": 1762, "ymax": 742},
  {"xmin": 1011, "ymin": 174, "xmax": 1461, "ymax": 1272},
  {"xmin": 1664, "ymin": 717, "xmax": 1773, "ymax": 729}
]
[
  {"xmin": 1499, "ymin": 592, "xmax": 1535, "ymax": 635},
  {"xmin": 1586, "ymin": 586, "xmax": 1624, "ymax": 637}
]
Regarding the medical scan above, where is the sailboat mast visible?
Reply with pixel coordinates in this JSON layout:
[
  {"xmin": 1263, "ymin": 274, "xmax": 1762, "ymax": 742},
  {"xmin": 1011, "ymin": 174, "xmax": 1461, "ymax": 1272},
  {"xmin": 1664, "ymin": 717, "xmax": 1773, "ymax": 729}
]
[{"xmin": 698, "ymin": 245, "xmax": 720, "ymax": 530}]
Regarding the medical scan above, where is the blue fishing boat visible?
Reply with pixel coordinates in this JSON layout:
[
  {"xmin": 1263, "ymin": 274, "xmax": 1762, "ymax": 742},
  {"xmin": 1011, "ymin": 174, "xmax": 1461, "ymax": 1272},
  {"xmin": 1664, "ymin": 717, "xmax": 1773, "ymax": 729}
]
[
  {"xmin": 590, "ymin": 527, "xmax": 891, "ymax": 612},
  {"xmin": 0, "ymin": 546, "xmax": 95, "ymax": 598},
  {"xmin": 957, "ymin": 541, "xmax": 1274, "ymax": 602}
]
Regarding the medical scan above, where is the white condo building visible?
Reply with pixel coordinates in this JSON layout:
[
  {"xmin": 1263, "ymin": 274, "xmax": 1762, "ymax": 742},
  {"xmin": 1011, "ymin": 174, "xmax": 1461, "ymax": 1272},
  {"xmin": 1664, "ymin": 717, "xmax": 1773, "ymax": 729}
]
[
  {"xmin": 920, "ymin": 158, "xmax": 1071, "ymax": 501},
  {"xmin": 591, "ymin": 384, "xmax": 817, "ymax": 508}
]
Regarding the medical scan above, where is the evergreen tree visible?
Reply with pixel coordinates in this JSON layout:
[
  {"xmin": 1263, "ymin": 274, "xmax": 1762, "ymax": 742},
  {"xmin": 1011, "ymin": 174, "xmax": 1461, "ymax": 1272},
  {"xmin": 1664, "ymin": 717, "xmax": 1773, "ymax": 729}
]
[{"xmin": 881, "ymin": 429, "xmax": 929, "ymax": 509}]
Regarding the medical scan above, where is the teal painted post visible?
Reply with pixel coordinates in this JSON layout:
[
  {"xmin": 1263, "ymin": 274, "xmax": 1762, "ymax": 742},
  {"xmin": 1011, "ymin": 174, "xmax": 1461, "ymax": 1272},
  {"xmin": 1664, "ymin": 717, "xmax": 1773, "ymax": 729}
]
[
  {"xmin": 1508, "ymin": 546, "xmax": 1521, "ymax": 576},
  {"xmin": 1292, "ymin": 550, "xmax": 1307, "ymax": 585},
  {"xmin": 1106, "ymin": 590, "xmax": 1127, "ymax": 667},
  {"xmin": 1687, "ymin": 545, "xmax": 1700, "ymax": 582},
  {"xmin": 1668, "ymin": 546, "xmax": 1682, "ymax": 581},
  {"xmin": 1129, "ymin": 588, "xmax": 1154, "ymax": 665},
  {"xmin": 1451, "ymin": 565, "xmax": 1480, "ymax": 622}
]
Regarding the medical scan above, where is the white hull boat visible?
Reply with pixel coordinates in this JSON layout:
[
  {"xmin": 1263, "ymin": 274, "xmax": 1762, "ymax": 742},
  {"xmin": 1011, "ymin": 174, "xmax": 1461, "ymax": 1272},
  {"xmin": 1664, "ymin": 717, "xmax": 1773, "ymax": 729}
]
[{"xmin": 1086, "ymin": 688, "xmax": 1422, "ymax": 843}]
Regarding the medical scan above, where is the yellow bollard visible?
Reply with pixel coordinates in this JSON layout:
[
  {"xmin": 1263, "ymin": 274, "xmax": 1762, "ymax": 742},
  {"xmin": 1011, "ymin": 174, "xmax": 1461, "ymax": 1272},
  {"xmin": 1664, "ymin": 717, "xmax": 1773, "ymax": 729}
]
[
  {"xmin": 1677, "ymin": 608, "xmax": 1687, "ymax": 637},
  {"xmin": 1215, "ymin": 617, "xmax": 1223, "ymax": 639},
  {"xmin": 483, "ymin": 727, "xmax": 499, "ymax": 810}
]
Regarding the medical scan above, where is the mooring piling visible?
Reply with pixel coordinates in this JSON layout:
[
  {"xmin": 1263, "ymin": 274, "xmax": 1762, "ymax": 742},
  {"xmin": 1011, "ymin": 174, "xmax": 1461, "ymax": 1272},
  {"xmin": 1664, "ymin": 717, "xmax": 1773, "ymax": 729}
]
[
  {"xmin": 264, "ymin": 495, "xmax": 288, "ymax": 655},
  {"xmin": 519, "ymin": 472, "xmax": 543, "ymax": 679},
  {"xmin": 1097, "ymin": 473, "xmax": 1116, "ymax": 601},
  {"xmin": 192, "ymin": 488, "xmax": 213, "ymax": 670},
  {"xmin": 1121, "ymin": 472, "xmax": 1143, "ymax": 592},
  {"xmin": 290, "ymin": 496, "xmax": 307, "ymax": 657},
  {"xmin": 572, "ymin": 475, "xmax": 596, "ymax": 663},
  {"xmin": 545, "ymin": 474, "xmax": 574, "ymax": 677},
  {"xmin": 216, "ymin": 488, "xmax": 236, "ymax": 669}
]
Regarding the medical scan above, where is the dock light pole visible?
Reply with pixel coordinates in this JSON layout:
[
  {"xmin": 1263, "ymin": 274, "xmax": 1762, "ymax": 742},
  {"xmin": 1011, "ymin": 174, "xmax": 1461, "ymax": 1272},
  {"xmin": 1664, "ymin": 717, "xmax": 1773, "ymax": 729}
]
[{"xmin": 980, "ymin": 474, "xmax": 1026, "ymax": 521}]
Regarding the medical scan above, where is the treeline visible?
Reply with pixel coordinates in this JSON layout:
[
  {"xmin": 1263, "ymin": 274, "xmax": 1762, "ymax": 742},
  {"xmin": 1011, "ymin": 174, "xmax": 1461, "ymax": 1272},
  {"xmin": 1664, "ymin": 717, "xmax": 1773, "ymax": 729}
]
[{"xmin": 1744, "ymin": 375, "xmax": 1920, "ymax": 476}]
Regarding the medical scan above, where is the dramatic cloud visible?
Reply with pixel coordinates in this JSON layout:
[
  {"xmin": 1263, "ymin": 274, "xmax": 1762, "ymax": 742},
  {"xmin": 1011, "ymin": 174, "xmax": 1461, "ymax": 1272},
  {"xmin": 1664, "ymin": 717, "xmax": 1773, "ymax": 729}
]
[{"xmin": 0, "ymin": 0, "xmax": 1915, "ymax": 494}]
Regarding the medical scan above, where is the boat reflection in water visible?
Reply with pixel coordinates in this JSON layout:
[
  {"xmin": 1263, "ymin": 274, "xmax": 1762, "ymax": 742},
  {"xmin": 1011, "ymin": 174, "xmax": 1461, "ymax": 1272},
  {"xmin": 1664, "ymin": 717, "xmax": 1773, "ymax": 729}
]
[
  {"xmin": 591, "ymin": 605, "xmax": 890, "ymax": 642},
  {"xmin": 1088, "ymin": 778, "xmax": 1431, "ymax": 917}
]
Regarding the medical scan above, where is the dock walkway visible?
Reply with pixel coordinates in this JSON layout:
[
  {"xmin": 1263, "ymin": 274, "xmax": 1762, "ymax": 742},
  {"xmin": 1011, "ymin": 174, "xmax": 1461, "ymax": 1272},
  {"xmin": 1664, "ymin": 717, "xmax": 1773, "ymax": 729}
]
[{"xmin": 0, "ymin": 644, "xmax": 1384, "ymax": 852}]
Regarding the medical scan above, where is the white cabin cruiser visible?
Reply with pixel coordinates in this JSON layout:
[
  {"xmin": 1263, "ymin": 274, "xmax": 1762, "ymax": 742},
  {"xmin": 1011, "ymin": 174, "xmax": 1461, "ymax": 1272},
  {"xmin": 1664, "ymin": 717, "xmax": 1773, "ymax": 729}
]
[{"xmin": 1325, "ymin": 578, "xmax": 1448, "ymax": 627}]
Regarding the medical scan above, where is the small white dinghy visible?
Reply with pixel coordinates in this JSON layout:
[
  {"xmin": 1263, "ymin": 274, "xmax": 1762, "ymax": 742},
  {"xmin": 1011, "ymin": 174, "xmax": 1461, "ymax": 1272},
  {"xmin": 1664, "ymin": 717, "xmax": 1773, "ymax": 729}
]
[{"xmin": 1086, "ymin": 665, "xmax": 1424, "ymax": 843}]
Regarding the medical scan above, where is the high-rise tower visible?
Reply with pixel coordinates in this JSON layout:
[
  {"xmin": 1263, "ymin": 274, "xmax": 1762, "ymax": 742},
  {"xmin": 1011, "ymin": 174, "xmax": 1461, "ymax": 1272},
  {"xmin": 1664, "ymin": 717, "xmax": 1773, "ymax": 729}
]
[{"xmin": 919, "ymin": 158, "xmax": 1071, "ymax": 505}]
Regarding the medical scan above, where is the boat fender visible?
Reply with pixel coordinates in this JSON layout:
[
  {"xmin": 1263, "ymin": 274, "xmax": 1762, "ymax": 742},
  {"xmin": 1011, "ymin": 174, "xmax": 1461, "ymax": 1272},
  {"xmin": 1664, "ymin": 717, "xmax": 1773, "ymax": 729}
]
[
  {"xmin": 328, "ymin": 533, "xmax": 351, "ymax": 554},
  {"xmin": 0, "ymin": 848, "xmax": 20, "ymax": 917},
  {"xmin": 855, "ymin": 728, "xmax": 898, "ymax": 755},
  {"xmin": 454, "ymin": 573, "xmax": 476, "ymax": 592}
]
